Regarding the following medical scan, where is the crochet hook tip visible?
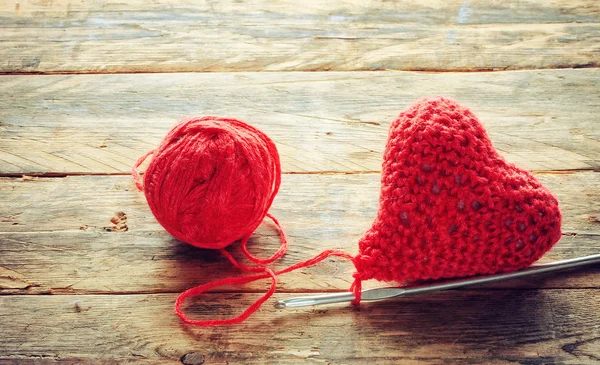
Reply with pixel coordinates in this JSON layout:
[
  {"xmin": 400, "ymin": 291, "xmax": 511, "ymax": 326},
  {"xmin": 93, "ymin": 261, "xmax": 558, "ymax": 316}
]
[
  {"xmin": 274, "ymin": 298, "xmax": 320, "ymax": 309},
  {"xmin": 274, "ymin": 254, "xmax": 600, "ymax": 309},
  {"xmin": 275, "ymin": 292, "xmax": 356, "ymax": 309}
]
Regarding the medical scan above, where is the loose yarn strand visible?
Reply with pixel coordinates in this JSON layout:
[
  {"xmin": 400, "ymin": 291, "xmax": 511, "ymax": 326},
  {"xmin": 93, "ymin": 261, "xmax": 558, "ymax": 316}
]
[
  {"xmin": 175, "ymin": 267, "xmax": 277, "ymax": 326},
  {"xmin": 218, "ymin": 214, "xmax": 288, "ymax": 271},
  {"xmin": 240, "ymin": 213, "xmax": 288, "ymax": 265},
  {"xmin": 175, "ymin": 249, "xmax": 361, "ymax": 326},
  {"xmin": 132, "ymin": 149, "xmax": 154, "ymax": 191}
]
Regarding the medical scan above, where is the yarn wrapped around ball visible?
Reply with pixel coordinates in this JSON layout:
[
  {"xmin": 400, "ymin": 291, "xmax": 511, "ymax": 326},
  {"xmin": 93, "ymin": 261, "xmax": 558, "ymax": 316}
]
[{"xmin": 133, "ymin": 116, "xmax": 287, "ymax": 266}]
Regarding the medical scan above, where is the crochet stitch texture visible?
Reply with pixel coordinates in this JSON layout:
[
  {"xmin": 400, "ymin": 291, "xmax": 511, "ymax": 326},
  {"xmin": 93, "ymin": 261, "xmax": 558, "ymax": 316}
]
[{"xmin": 353, "ymin": 97, "xmax": 562, "ymax": 284}]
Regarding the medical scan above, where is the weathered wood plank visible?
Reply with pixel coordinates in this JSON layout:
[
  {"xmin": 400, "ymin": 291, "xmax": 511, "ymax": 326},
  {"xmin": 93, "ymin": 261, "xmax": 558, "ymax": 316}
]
[
  {"xmin": 1, "ymin": 230, "xmax": 598, "ymax": 295},
  {"xmin": 1, "ymin": 69, "xmax": 599, "ymax": 174},
  {"xmin": 2, "ymin": 173, "xmax": 599, "ymax": 235},
  {"xmin": 1, "ymin": 173, "xmax": 598, "ymax": 294},
  {"xmin": 0, "ymin": 0, "xmax": 598, "ymax": 73},
  {"xmin": 1, "ymin": 291, "xmax": 599, "ymax": 363}
]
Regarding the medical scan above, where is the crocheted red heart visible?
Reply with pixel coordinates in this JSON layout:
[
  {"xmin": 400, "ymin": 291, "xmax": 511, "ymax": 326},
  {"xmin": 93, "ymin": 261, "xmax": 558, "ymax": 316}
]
[{"xmin": 353, "ymin": 97, "xmax": 562, "ymax": 284}]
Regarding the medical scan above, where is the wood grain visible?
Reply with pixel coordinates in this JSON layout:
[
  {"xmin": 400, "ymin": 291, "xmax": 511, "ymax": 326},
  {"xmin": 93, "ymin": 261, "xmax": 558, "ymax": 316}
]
[
  {"xmin": 2, "ymin": 173, "xmax": 599, "ymax": 235},
  {"xmin": 0, "ymin": 0, "xmax": 599, "ymax": 73},
  {"xmin": 1, "ymin": 69, "xmax": 599, "ymax": 174},
  {"xmin": 1, "ymin": 1, "xmax": 599, "ymax": 362},
  {"xmin": 1, "ymin": 173, "xmax": 598, "ymax": 294},
  {"xmin": 1, "ymin": 290, "xmax": 599, "ymax": 364}
]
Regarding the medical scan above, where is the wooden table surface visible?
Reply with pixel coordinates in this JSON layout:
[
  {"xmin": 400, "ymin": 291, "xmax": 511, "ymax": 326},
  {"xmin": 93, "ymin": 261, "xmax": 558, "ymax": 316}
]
[{"xmin": 1, "ymin": 1, "xmax": 599, "ymax": 364}]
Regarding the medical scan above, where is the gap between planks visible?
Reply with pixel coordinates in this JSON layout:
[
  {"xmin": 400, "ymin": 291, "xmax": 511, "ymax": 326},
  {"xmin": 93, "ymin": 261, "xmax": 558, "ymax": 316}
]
[
  {"xmin": 0, "ymin": 169, "xmax": 597, "ymax": 178},
  {"xmin": 0, "ymin": 64, "xmax": 598, "ymax": 76},
  {"xmin": 3, "ymin": 282, "xmax": 600, "ymax": 297}
]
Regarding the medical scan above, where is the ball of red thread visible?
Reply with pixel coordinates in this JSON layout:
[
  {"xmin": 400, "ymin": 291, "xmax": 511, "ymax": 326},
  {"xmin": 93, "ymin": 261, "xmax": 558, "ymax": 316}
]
[{"xmin": 139, "ymin": 116, "xmax": 281, "ymax": 250}]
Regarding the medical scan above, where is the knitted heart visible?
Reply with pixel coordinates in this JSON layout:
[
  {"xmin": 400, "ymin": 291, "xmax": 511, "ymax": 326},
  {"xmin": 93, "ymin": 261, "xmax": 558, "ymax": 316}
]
[{"xmin": 353, "ymin": 97, "xmax": 562, "ymax": 284}]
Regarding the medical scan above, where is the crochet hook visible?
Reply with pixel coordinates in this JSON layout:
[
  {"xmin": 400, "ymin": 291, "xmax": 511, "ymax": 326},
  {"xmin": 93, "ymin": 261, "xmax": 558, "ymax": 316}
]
[{"xmin": 274, "ymin": 253, "xmax": 600, "ymax": 309}]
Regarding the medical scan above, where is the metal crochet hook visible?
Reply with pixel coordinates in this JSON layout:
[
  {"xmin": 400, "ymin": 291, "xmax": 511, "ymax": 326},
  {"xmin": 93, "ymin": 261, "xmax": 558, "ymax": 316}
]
[{"xmin": 274, "ymin": 254, "xmax": 600, "ymax": 309}]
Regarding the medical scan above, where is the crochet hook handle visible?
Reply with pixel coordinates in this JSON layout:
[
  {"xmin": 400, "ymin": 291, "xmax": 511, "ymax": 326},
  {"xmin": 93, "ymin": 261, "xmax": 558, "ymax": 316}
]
[{"xmin": 274, "ymin": 253, "xmax": 600, "ymax": 309}]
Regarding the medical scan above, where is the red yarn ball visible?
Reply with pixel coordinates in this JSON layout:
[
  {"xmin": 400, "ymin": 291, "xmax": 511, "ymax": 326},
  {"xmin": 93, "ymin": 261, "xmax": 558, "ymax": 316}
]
[{"xmin": 137, "ymin": 116, "xmax": 281, "ymax": 250}]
